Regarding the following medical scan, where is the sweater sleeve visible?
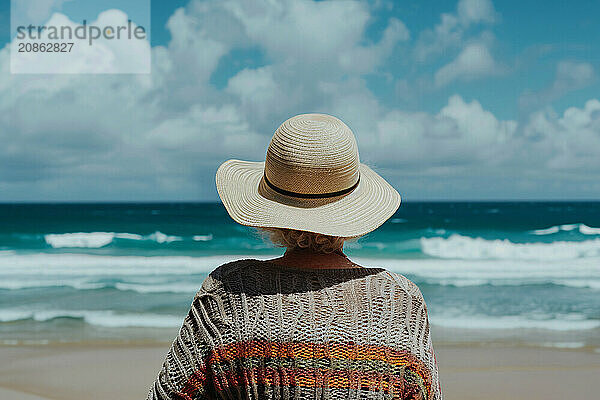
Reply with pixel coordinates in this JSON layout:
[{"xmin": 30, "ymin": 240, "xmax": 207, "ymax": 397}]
[
  {"xmin": 146, "ymin": 275, "xmax": 228, "ymax": 400},
  {"xmin": 421, "ymin": 301, "xmax": 442, "ymax": 400},
  {"xmin": 390, "ymin": 275, "xmax": 442, "ymax": 400},
  {"xmin": 407, "ymin": 283, "xmax": 442, "ymax": 400}
]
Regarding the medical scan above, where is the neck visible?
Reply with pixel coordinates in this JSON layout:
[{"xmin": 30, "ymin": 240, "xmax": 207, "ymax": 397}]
[{"xmin": 270, "ymin": 247, "xmax": 362, "ymax": 270}]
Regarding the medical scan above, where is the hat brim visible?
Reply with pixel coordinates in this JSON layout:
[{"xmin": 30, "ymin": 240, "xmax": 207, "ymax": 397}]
[{"xmin": 216, "ymin": 160, "xmax": 401, "ymax": 237}]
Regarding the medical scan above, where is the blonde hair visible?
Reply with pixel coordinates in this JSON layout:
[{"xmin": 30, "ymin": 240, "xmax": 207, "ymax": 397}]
[{"xmin": 261, "ymin": 228, "xmax": 354, "ymax": 254}]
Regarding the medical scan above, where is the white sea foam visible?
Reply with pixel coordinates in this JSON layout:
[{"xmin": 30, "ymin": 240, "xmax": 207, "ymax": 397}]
[
  {"xmin": 2, "ymin": 307, "xmax": 596, "ymax": 332},
  {"xmin": 3, "ymin": 274, "xmax": 596, "ymax": 292},
  {"xmin": 422, "ymin": 278, "xmax": 600, "ymax": 289},
  {"xmin": 420, "ymin": 234, "xmax": 600, "ymax": 260},
  {"xmin": 0, "ymin": 309, "xmax": 182, "ymax": 328},
  {"xmin": 147, "ymin": 231, "xmax": 182, "ymax": 244},
  {"xmin": 540, "ymin": 342, "xmax": 586, "ymax": 349},
  {"xmin": 579, "ymin": 225, "xmax": 600, "ymax": 235},
  {"xmin": 425, "ymin": 228, "xmax": 447, "ymax": 235},
  {"xmin": 0, "ymin": 278, "xmax": 202, "ymax": 293},
  {"xmin": 0, "ymin": 253, "xmax": 271, "ymax": 276},
  {"xmin": 45, "ymin": 232, "xmax": 115, "ymax": 248},
  {"xmin": 0, "ymin": 309, "xmax": 34, "ymax": 322},
  {"xmin": 0, "ymin": 279, "xmax": 106, "ymax": 290},
  {"xmin": 559, "ymin": 224, "xmax": 579, "ymax": 231},
  {"xmin": 356, "ymin": 257, "xmax": 600, "ymax": 285},
  {"xmin": 193, "ymin": 234, "xmax": 213, "ymax": 241},
  {"xmin": 531, "ymin": 223, "xmax": 600, "ymax": 236},
  {"xmin": 425, "ymin": 278, "xmax": 490, "ymax": 287},
  {"xmin": 114, "ymin": 282, "xmax": 201, "ymax": 294},
  {"xmin": 531, "ymin": 226, "xmax": 560, "ymax": 235},
  {"xmin": 43, "ymin": 231, "xmax": 200, "ymax": 248},
  {"xmin": 430, "ymin": 313, "xmax": 600, "ymax": 331},
  {"xmin": 1, "ymin": 253, "xmax": 598, "ymax": 286},
  {"xmin": 550, "ymin": 279, "xmax": 600, "ymax": 290},
  {"xmin": 114, "ymin": 233, "xmax": 144, "ymax": 240}
]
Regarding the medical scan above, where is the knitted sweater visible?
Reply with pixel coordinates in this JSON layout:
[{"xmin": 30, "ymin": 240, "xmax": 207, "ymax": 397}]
[{"xmin": 147, "ymin": 259, "xmax": 442, "ymax": 400}]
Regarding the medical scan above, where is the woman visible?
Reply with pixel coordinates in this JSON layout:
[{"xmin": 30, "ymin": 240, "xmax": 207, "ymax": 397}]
[{"xmin": 147, "ymin": 114, "xmax": 442, "ymax": 400}]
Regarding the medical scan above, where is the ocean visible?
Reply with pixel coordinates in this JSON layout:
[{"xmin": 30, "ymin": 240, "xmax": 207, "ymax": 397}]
[{"xmin": 1, "ymin": 202, "xmax": 599, "ymax": 350}]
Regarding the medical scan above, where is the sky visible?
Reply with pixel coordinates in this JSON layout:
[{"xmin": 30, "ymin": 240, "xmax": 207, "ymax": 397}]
[{"xmin": 0, "ymin": 0, "xmax": 599, "ymax": 201}]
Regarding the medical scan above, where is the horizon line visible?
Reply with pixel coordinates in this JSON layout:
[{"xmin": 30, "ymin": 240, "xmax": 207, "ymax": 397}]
[{"xmin": 1, "ymin": 199, "xmax": 599, "ymax": 205}]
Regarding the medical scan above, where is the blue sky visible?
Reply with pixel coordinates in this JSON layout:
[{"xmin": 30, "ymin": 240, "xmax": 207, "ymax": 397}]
[{"xmin": 1, "ymin": 0, "xmax": 599, "ymax": 201}]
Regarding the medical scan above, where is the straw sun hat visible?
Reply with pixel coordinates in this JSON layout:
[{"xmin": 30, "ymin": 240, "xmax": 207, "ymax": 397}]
[{"xmin": 216, "ymin": 113, "xmax": 401, "ymax": 237}]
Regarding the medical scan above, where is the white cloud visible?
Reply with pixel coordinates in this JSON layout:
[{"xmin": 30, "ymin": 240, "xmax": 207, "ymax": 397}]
[
  {"xmin": 440, "ymin": 95, "xmax": 516, "ymax": 147},
  {"xmin": 415, "ymin": 0, "xmax": 497, "ymax": 62},
  {"xmin": 434, "ymin": 43, "xmax": 500, "ymax": 86},
  {"xmin": 145, "ymin": 104, "xmax": 266, "ymax": 161},
  {"xmin": 210, "ymin": 0, "xmax": 408, "ymax": 127},
  {"xmin": 339, "ymin": 18, "xmax": 410, "ymax": 73},
  {"xmin": 164, "ymin": 7, "xmax": 228, "ymax": 83},
  {"xmin": 220, "ymin": 0, "xmax": 371, "ymax": 65},
  {"xmin": 225, "ymin": 66, "xmax": 290, "ymax": 125},
  {"xmin": 11, "ymin": 0, "xmax": 73, "ymax": 26},
  {"xmin": 457, "ymin": 0, "xmax": 497, "ymax": 25},
  {"xmin": 554, "ymin": 61, "xmax": 595, "ymax": 90},
  {"xmin": 197, "ymin": 0, "xmax": 408, "ymax": 78},
  {"xmin": 519, "ymin": 61, "xmax": 595, "ymax": 111},
  {"xmin": 356, "ymin": 94, "xmax": 600, "ymax": 198},
  {"xmin": 360, "ymin": 95, "xmax": 517, "ymax": 170},
  {"xmin": 521, "ymin": 99, "xmax": 600, "ymax": 171}
]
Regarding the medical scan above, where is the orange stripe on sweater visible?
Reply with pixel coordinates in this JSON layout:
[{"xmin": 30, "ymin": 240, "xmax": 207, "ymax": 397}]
[{"xmin": 176, "ymin": 340, "xmax": 431, "ymax": 400}]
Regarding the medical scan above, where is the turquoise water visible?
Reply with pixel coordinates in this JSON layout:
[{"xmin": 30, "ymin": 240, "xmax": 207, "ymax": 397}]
[{"xmin": 1, "ymin": 202, "xmax": 599, "ymax": 347}]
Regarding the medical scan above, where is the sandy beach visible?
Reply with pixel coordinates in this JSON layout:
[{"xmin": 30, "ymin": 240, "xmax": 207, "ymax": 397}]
[{"xmin": 0, "ymin": 343, "xmax": 597, "ymax": 400}]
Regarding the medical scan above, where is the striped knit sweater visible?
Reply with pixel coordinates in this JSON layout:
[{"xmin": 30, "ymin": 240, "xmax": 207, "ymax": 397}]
[{"xmin": 147, "ymin": 259, "xmax": 442, "ymax": 400}]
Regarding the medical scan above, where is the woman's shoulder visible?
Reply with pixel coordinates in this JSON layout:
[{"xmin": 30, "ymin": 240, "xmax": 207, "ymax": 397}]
[
  {"xmin": 197, "ymin": 259, "xmax": 259, "ymax": 292},
  {"xmin": 380, "ymin": 270, "xmax": 426, "ymax": 301},
  {"xmin": 209, "ymin": 258, "xmax": 260, "ymax": 279},
  {"xmin": 203, "ymin": 259, "xmax": 425, "ymax": 301}
]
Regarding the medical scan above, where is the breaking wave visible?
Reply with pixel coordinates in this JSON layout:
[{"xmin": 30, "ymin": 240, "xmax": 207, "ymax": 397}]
[
  {"xmin": 530, "ymin": 223, "xmax": 600, "ymax": 236},
  {"xmin": 420, "ymin": 234, "xmax": 600, "ymax": 260},
  {"xmin": 43, "ymin": 231, "xmax": 211, "ymax": 248}
]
